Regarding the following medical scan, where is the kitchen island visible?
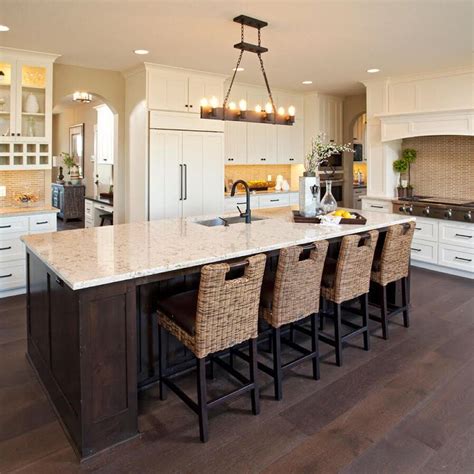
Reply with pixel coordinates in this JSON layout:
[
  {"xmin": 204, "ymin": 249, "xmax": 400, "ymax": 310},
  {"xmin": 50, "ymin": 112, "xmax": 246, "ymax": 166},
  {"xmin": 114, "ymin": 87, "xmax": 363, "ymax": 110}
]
[{"xmin": 21, "ymin": 207, "xmax": 415, "ymax": 460}]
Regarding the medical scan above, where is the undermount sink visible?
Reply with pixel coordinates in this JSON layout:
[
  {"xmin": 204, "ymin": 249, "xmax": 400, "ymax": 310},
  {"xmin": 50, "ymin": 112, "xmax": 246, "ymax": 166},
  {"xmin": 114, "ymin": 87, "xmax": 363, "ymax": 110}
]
[{"xmin": 196, "ymin": 216, "xmax": 267, "ymax": 227}]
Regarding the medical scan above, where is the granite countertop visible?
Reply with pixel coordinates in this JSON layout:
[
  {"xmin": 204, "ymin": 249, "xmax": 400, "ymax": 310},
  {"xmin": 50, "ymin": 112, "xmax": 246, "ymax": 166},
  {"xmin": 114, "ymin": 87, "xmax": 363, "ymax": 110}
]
[
  {"xmin": 85, "ymin": 196, "xmax": 114, "ymax": 206},
  {"xmin": 22, "ymin": 206, "xmax": 415, "ymax": 291},
  {"xmin": 0, "ymin": 205, "xmax": 59, "ymax": 217}
]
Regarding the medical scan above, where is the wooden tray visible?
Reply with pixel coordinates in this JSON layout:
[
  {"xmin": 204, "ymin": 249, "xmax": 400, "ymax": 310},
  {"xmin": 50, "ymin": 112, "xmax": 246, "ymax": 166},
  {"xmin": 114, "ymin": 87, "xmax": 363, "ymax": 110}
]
[{"xmin": 292, "ymin": 210, "xmax": 367, "ymax": 225}]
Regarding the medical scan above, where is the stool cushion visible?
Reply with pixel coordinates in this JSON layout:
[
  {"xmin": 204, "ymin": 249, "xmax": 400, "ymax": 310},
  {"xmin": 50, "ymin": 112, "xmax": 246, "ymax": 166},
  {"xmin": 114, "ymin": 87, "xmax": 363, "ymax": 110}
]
[
  {"xmin": 260, "ymin": 278, "xmax": 275, "ymax": 309},
  {"xmin": 157, "ymin": 290, "xmax": 198, "ymax": 335},
  {"xmin": 322, "ymin": 258, "xmax": 337, "ymax": 288}
]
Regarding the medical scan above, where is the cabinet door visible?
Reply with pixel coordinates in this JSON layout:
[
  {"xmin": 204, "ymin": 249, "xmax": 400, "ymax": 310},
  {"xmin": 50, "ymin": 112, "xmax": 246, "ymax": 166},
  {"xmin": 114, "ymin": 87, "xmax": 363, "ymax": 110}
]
[
  {"xmin": 202, "ymin": 134, "xmax": 224, "ymax": 215},
  {"xmin": 224, "ymin": 121, "xmax": 247, "ymax": 164},
  {"xmin": 188, "ymin": 76, "xmax": 223, "ymax": 113},
  {"xmin": 16, "ymin": 60, "xmax": 52, "ymax": 141},
  {"xmin": 96, "ymin": 105, "xmax": 115, "ymax": 164},
  {"xmin": 0, "ymin": 60, "xmax": 17, "ymax": 139},
  {"xmin": 248, "ymin": 122, "xmax": 277, "ymax": 164},
  {"xmin": 277, "ymin": 121, "xmax": 303, "ymax": 164},
  {"xmin": 147, "ymin": 69, "xmax": 188, "ymax": 112},
  {"xmin": 318, "ymin": 95, "xmax": 343, "ymax": 143},
  {"xmin": 181, "ymin": 133, "xmax": 203, "ymax": 217},
  {"xmin": 149, "ymin": 130, "xmax": 182, "ymax": 220}
]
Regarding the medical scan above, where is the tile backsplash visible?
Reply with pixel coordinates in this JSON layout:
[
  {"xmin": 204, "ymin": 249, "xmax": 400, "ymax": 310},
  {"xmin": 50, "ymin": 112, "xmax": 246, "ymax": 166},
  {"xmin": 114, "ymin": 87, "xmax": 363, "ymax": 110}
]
[
  {"xmin": 0, "ymin": 170, "xmax": 50, "ymax": 206},
  {"xmin": 401, "ymin": 136, "xmax": 473, "ymax": 200},
  {"xmin": 225, "ymin": 164, "xmax": 293, "ymax": 190}
]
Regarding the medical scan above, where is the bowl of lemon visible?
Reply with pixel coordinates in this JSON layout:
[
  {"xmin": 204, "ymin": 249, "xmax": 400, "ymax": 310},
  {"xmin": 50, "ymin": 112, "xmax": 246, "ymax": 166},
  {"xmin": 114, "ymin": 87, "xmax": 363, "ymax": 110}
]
[{"xmin": 329, "ymin": 209, "xmax": 367, "ymax": 224}]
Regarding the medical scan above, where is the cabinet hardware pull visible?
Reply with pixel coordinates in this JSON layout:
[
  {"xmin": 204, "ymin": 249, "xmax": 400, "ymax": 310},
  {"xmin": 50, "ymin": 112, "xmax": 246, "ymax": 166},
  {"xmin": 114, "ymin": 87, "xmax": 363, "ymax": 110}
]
[
  {"xmin": 0, "ymin": 246, "xmax": 12, "ymax": 251},
  {"xmin": 370, "ymin": 205, "xmax": 384, "ymax": 209},
  {"xmin": 454, "ymin": 256, "xmax": 472, "ymax": 262},
  {"xmin": 55, "ymin": 276, "xmax": 64, "ymax": 286},
  {"xmin": 36, "ymin": 221, "xmax": 48, "ymax": 225},
  {"xmin": 179, "ymin": 164, "xmax": 183, "ymax": 201},
  {"xmin": 415, "ymin": 227, "xmax": 422, "ymax": 230},
  {"xmin": 237, "ymin": 202, "xmax": 246, "ymax": 205},
  {"xmin": 411, "ymin": 248, "xmax": 422, "ymax": 252},
  {"xmin": 183, "ymin": 164, "xmax": 188, "ymax": 200},
  {"xmin": 455, "ymin": 233, "xmax": 472, "ymax": 238},
  {"xmin": 189, "ymin": 104, "xmax": 193, "ymax": 108},
  {"xmin": 0, "ymin": 225, "xmax": 12, "ymax": 229},
  {"xmin": 0, "ymin": 273, "xmax": 12, "ymax": 278},
  {"xmin": 270, "ymin": 199, "xmax": 279, "ymax": 202},
  {"xmin": 289, "ymin": 158, "xmax": 294, "ymax": 161},
  {"xmin": 261, "ymin": 158, "xmax": 266, "ymax": 161}
]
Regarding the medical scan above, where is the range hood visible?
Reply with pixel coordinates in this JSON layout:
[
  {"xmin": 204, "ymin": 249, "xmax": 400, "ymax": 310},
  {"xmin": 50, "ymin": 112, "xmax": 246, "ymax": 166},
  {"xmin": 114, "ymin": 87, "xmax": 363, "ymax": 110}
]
[{"xmin": 376, "ymin": 107, "xmax": 474, "ymax": 142}]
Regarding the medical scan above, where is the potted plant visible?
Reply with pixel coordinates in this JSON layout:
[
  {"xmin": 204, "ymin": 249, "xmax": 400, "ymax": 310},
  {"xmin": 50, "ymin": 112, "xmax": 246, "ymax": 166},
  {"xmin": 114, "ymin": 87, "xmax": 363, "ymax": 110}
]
[
  {"xmin": 402, "ymin": 148, "xmax": 417, "ymax": 197},
  {"xmin": 60, "ymin": 152, "xmax": 82, "ymax": 185},
  {"xmin": 393, "ymin": 159, "xmax": 408, "ymax": 197}
]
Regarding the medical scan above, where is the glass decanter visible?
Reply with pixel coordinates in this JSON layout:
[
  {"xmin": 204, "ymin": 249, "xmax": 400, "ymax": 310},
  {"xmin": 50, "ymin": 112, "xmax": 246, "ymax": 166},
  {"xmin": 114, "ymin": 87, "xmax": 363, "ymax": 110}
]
[{"xmin": 321, "ymin": 180, "xmax": 337, "ymax": 214}]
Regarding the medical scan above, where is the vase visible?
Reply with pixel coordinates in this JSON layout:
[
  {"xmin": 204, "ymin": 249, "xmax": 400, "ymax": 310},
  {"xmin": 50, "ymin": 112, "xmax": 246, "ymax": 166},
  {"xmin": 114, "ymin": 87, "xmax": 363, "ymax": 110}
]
[
  {"xmin": 24, "ymin": 93, "xmax": 39, "ymax": 113},
  {"xmin": 27, "ymin": 117, "xmax": 36, "ymax": 137},
  {"xmin": 299, "ymin": 174, "xmax": 322, "ymax": 217},
  {"xmin": 321, "ymin": 180, "xmax": 338, "ymax": 214}
]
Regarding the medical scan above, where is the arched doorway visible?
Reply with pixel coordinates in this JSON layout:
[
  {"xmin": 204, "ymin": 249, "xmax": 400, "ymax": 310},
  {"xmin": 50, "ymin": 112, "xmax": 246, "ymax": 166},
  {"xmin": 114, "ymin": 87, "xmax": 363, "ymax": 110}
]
[{"xmin": 52, "ymin": 92, "xmax": 119, "ymax": 229}]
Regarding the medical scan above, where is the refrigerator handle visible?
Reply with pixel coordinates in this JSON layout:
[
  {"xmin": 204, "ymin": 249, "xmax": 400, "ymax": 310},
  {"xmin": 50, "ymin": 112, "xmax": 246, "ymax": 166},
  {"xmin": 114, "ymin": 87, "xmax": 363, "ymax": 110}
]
[
  {"xmin": 179, "ymin": 164, "xmax": 183, "ymax": 201},
  {"xmin": 183, "ymin": 164, "xmax": 187, "ymax": 200}
]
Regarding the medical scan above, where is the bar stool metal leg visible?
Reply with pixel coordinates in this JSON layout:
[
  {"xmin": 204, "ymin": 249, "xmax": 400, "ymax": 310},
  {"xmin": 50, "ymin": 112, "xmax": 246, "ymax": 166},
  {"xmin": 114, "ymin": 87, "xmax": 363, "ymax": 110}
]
[
  {"xmin": 361, "ymin": 293, "xmax": 370, "ymax": 351},
  {"xmin": 380, "ymin": 285, "xmax": 389, "ymax": 340},
  {"xmin": 334, "ymin": 303, "xmax": 343, "ymax": 367},
  {"xmin": 402, "ymin": 277, "xmax": 410, "ymax": 328},
  {"xmin": 272, "ymin": 327, "xmax": 283, "ymax": 401},
  {"xmin": 310, "ymin": 313, "xmax": 320, "ymax": 380},
  {"xmin": 249, "ymin": 338, "xmax": 260, "ymax": 415},
  {"xmin": 197, "ymin": 358, "xmax": 209, "ymax": 443}
]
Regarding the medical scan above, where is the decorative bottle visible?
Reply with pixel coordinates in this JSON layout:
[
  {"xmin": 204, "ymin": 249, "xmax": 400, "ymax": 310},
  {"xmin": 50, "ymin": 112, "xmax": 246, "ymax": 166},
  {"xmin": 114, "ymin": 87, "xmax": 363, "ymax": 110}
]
[{"xmin": 321, "ymin": 180, "xmax": 338, "ymax": 214}]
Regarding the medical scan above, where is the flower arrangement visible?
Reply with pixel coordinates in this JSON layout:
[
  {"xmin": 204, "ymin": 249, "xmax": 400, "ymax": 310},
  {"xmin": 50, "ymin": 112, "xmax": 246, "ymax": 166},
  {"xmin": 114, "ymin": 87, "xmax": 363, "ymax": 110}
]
[
  {"xmin": 60, "ymin": 152, "xmax": 76, "ymax": 170},
  {"xmin": 304, "ymin": 133, "xmax": 354, "ymax": 175},
  {"xmin": 15, "ymin": 192, "xmax": 38, "ymax": 205}
]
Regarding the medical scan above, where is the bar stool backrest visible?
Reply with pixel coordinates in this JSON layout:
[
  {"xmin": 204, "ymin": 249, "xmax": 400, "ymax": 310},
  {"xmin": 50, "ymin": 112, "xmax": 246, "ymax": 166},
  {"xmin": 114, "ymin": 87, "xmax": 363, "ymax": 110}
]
[
  {"xmin": 377, "ymin": 222, "xmax": 415, "ymax": 286},
  {"xmin": 332, "ymin": 230, "xmax": 379, "ymax": 303},
  {"xmin": 269, "ymin": 241, "xmax": 329, "ymax": 327},
  {"xmin": 195, "ymin": 253, "xmax": 266, "ymax": 357}
]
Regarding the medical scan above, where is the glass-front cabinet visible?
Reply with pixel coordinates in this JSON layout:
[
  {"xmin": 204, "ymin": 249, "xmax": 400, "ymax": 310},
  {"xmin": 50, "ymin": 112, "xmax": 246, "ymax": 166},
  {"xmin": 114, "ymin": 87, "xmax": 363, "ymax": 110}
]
[{"xmin": 0, "ymin": 49, "xmax": 58, "ymax": 169}]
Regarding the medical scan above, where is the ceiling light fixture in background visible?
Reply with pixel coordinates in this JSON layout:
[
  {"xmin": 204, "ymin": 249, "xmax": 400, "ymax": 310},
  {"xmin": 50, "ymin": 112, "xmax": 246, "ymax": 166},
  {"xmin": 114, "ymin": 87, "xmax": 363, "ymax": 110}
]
[
  {"xmin": 302, "ymin": 80, "xmax": 313, "ymax": 84},
  {"xmin": 134, "ymin": 49, "xmax": 149, "ymax": 55},
  {"xmin": 233, "ymin": 67, "xmax": 244, "ymax": 71},
  {"xmin": 0, "ymin": 25, "xmax": 10, "ymax": 32},
  {"xmin": 73, "ymin": 91, "xmax": 92, "ymax": 103},
  {"xmin": 367, "ymin": 68, "xmax": 380, "ymax": 73}
]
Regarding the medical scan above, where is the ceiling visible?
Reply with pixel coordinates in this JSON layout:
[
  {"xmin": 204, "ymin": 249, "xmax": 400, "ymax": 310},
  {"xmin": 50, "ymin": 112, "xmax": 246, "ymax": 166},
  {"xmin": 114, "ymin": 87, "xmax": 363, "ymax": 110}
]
[{"xmin": 1, "ymin": 0, "xmax": 472, "ymax": 95}]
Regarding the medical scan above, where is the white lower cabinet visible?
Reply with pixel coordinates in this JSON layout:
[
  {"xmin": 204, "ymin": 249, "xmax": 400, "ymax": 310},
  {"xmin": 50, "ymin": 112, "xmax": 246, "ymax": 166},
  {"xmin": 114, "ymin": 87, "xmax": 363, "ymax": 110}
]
[
  {"xmin": 258, "ymin": 193, "xmax": 290, "ymax": 209},
  {"xmin": 149, "ymin": 129, "xmax": 224, "ymax": 220},
  {"xmin": 224, "ymin": 192, "xmax": 298, "ymax": 212},
  {"xmin": 0, "ymin": 212, "xmax": 57, "ymax": 297},
  {"xmin": 410, "ymin": 217, "xmax": 473, "ymax": 278},
  {"xmin": 361, "ymin": 198, "xmax": 391, "ymax": 213}
]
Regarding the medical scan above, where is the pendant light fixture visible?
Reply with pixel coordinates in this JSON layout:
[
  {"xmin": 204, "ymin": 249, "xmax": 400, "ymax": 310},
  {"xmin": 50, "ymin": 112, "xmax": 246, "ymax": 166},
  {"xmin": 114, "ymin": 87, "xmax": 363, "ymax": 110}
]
[
  {"xmin": 200, "ymin": 15, "xmax": 295, "ymax": 126},
  {"xmin": 73, "ymin": 91, "xmax": 93, "ymax": 103}
]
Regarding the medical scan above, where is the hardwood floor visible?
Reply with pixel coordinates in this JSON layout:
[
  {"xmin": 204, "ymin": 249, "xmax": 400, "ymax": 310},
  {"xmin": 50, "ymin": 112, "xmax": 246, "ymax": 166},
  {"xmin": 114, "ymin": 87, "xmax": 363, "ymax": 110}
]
[
  {"xmin": 56, "ymin": 217, "xmax": 84, "ymax": 231},
  {"xmin": 1, "ymin": 267, "xmax": 473, "ymax": 473}
]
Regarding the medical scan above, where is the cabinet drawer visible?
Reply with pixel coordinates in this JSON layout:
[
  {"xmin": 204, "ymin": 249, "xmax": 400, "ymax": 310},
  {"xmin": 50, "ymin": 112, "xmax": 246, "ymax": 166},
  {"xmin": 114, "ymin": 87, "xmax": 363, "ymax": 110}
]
[
  {"xmin": 361, "ymin": 199, "xmax": 390, "ymax": 213},
  {"xmin": 0, "ymin": 260, "xmax": 26, "ymax": 291},
  {"xmin": 353, "ymin": 188, "xmax": 367, "ymax": 196},
  {"xmin": 29, "ymin": 213, "xmax": 57, "ymax": 233},
  {"xmin": 85, "ymin": 217, "xmax": 94, "ymax": 228},
  {"xmin": 0, "ymin": 235, "xmax": 25, "ymax": 262},
  {"xmin": 439, "ymin": 222, "xmax": 474, "ymax": 249},
  {"xmin": 94, "ymin": 203, "xmax": 113, "ymax": 214},
  {"xmin": 410, "ymin": 239, "xmax": 437, "ymax": 264},
  {"xmin": 258, "ymin": 194, "xmax": 290, "ymax": 208},
  {"xmin": 290, "ymin": 192, "xmax": 299, "ymax": 205},
  {"xmin": 85, "ymin": 200, "xmax": 94, "ymax": 218},
  {"xmin": 438, "ymin": 244, "xmax": 474, "ymax": 273},
  {"xmin": 413, "ymin": 217, "xmax": 438, "ymax": 242},
  {"xmin": 224, "ymin": 196, "xmax": 258, "ymax": 212},
  {"xmin": 0, "ymin": 216, "xmax": 29, "ymax": 235}
]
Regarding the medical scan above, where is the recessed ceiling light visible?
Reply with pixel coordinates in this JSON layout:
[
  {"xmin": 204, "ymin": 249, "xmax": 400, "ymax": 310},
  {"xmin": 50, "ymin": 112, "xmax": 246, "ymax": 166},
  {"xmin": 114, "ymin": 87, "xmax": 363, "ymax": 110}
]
[
  {"xmin": 367, "ymin": 68, "xmax": 380, "ymax": 73},
  {"xmin": 134, "ymin": 49, "xmax": 149, "ymax": 55},
  {"xmin": 233, "ymin": 67, "xmax": 244, "ymax": 72},
  {"xmin": 0, "ymin": 25, "xmax": 10, "ymax": 32},
  {"xmin": 302, "ymin": 80, "xmax": 313, "ymax": 85}
]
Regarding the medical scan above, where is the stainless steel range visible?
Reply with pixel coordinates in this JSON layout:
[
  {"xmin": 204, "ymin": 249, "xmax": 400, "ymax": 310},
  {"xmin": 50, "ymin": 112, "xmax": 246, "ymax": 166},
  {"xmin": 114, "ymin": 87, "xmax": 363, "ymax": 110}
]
[{"xmin": 393, "ymin": 196, "xmax": 473, "ymax": 223}]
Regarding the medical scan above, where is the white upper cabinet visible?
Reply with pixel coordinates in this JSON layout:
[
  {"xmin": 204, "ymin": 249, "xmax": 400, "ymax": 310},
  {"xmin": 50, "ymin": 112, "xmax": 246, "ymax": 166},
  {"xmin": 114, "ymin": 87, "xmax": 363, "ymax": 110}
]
[
  {"xmin": 318, "ymin": 95, "xmax": 343, "ymax": 143},
  {"xmin": 276, "ymin": 92, "xmax": 304, "ymax": 164},
  {"xmin": 225, "ymin": 121, "xmax": 247, "ymax": 164},
  {"xmin": 0, "ymin": 48, "xmax": 58, "ymax": 170},
  {"xmin": 95, "ymin": 104, "xmax": 115, "ymax": 164},
  {"xmin": 247, "ymin": 122, "xmax": 277, "ymax": 164},
  {"xmin": 147, "ymin": 66, "xmax": 224, "ymax": 113}
]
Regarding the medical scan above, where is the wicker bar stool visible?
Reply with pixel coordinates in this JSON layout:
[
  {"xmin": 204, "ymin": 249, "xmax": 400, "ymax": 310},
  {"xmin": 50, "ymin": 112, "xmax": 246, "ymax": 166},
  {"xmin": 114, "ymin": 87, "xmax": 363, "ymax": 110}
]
[
  {"xmin": 370, "ymin": 222, "xmax": 415, "ymax": 339},
  {"xmin": 157, "ymin": 254, "xmax": 266, "ymax": 443},
  {"xmin": 320, "ymin": 230, "xmax": 379, "ymax": 366},
  {"xmin": 256, "ymin": 241, "xmax": 329, "ymax": 400}
]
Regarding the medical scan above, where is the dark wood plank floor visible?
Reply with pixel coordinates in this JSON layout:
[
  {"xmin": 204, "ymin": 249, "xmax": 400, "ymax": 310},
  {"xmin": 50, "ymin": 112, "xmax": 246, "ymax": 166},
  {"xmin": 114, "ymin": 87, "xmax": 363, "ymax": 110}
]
[{"xmin": 1, "ymin": 267, "xmax": 473, "ymax": 473}]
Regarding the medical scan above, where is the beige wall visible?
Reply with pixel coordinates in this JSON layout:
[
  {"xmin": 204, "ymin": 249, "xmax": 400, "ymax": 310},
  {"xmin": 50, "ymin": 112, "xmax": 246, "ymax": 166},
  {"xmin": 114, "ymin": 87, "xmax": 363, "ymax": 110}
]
[
  {"xmin": 53, "ymin": 64, "xmax": 125, "ymax": 222},
  {"xmin": 343, "ymin": 94, "xmax": 366, "ymax": 206}
]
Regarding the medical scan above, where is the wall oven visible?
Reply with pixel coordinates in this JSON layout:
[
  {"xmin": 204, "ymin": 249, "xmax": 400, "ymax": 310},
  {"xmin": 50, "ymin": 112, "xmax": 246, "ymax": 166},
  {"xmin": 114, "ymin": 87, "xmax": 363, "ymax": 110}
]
[
  {"xmin": 353, "ymin": 143, "xmax": 363, "ymax": 161},
  {"xmin": 319, "ymin": 152, "xmax": 343, "ymax": 171}
]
